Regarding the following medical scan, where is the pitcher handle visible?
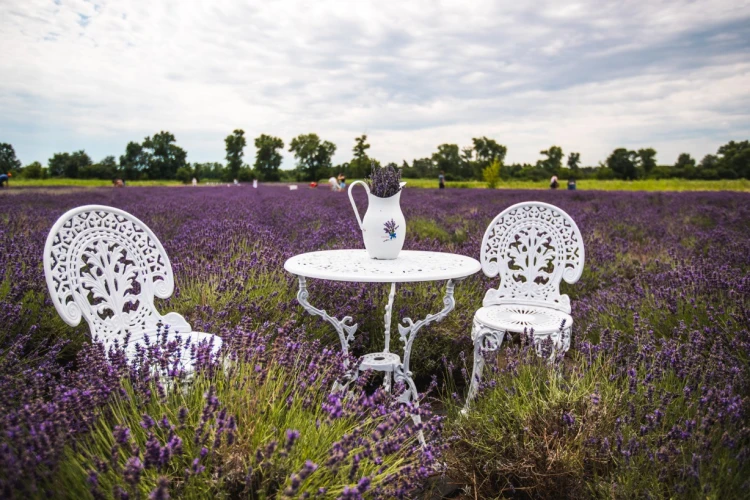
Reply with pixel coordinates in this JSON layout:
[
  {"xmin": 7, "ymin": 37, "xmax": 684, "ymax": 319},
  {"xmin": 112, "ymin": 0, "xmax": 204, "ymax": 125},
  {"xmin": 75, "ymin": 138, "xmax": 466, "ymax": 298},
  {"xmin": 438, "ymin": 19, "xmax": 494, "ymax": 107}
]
[{"xmin": 347, "ymin": 180, "xmax": 369, "ymax": 230}]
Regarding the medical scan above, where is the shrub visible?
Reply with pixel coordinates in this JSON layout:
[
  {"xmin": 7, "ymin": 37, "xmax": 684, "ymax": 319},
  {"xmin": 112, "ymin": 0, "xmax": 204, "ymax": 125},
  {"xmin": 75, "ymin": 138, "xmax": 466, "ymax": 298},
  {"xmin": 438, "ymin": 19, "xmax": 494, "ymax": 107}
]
[{"xmin": 482, "ymin": 159, "xmax": 501, "ymax": 188}]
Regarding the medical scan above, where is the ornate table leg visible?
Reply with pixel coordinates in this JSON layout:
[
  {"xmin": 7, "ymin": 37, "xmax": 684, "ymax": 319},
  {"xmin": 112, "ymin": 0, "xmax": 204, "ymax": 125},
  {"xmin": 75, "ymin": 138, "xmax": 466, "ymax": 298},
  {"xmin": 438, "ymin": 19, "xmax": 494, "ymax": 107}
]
[
  {"xmin": 394, "ymin": 279, "xmax": 459, "ymax": 445},
  {"xmin": 463, "ymin": 319, "xmax": 505, "ymax": 413},
  {"xmin": 382, "ymin": 282, "xmax": 396, "ymax": 393},
  {"xmin": 295, "ymin": 276, "xmax": 358, "ymax": 390}
]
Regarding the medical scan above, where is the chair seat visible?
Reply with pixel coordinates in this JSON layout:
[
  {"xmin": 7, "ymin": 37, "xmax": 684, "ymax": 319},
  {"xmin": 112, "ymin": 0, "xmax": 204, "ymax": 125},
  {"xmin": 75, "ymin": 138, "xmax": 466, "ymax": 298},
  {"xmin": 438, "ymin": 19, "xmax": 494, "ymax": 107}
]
[
  {"xmin": 474, "ymin": 305, "xmax": 572, "ymax": 335},
  {"xmin": 359, "ymin": 352, "xmax": 400, "ymax": 372}
]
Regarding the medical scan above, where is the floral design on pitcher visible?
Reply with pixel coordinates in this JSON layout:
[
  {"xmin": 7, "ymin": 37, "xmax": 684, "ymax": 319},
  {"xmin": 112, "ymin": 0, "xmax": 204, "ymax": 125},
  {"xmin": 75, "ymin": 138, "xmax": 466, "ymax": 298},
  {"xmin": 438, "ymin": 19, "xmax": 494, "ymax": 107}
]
[{"xmin": 383, "ymin": 219, "xmax": 399, "ymax": 241}]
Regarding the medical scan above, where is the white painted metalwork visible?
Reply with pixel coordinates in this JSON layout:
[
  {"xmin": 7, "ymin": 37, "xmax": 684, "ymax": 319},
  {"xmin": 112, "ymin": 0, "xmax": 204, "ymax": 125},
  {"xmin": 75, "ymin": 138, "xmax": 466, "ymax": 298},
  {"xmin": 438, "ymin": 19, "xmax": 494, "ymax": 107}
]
[
  {"xmin": 284, "ymin": 249, "xmax": 481, "ymax": 282},
  {"xmin": 43, "ymin": 205, "xmax": 222, "ymax": 368},
  {"xmin": 286, "ymin": 250, "xmax": 480, "ymax": 444},
  {"xmin": 465, "ymin": 202, "xmax": 584, "ymax": 411}
]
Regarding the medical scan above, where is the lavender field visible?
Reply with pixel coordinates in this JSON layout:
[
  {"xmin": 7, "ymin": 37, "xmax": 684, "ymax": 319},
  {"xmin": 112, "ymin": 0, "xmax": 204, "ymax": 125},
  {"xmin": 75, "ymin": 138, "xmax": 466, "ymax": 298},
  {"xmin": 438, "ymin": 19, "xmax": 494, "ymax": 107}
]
[{"xmin": 1, "ymin": 185, "xmax": 748, "ymax": 499}]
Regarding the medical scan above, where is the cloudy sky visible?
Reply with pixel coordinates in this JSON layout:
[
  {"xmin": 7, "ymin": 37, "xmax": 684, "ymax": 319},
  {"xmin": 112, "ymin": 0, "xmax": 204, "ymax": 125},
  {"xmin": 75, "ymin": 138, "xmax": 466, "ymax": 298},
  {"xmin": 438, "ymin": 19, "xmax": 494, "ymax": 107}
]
[{"xmin": 2, "ymin": 0, "xmax": 750, "ymax": 169}]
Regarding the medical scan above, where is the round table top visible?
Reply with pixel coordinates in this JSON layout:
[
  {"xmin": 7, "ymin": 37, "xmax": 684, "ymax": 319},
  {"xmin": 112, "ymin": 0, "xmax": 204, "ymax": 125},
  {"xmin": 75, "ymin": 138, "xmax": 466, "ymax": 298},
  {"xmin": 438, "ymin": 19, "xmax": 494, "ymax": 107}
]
[{"xmin": 284, "ymin": 249, "xmax": 482, "ymax": 283}]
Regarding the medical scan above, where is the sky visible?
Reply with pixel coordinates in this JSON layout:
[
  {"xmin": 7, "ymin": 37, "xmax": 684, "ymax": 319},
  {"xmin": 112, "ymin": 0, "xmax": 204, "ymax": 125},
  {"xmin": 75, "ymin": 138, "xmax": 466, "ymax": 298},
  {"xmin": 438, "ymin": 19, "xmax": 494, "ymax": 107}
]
[{"xmin": 1, "ymin": 0, "xmax": 750, "ymax": 169}]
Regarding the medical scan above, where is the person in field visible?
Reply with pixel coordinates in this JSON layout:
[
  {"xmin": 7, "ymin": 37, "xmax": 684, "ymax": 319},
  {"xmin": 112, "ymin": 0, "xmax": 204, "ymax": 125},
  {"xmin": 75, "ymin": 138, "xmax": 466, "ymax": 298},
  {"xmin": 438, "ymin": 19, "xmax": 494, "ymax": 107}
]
[
  {"xmin": 329, "ymin": 176, "xmax": 340, "ymax": 191},
  {"xmin": 338, "ymin": 174, "xmax": 346, "ymax": 190},
  {"xmin": 567, "ymin": 178, "xmax": 577, "ymax": 190},
  {"xmin": 0, "ymin": 173, "xmax": 10, "ymax": 188},
  {"xmin": 550, "ymin": 175, "xmax": 559, "ymax": 189},
  {"xmin": 438, "ymin": 170, "xmax": 445, "ymax": 189}
]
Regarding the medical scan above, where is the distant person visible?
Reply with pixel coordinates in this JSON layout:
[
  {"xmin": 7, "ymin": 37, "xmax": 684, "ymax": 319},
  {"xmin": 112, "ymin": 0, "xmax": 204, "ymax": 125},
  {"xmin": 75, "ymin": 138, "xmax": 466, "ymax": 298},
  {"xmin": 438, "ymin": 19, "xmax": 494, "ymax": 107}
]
[
  {"xmin": 0, "ymin": 173, "xmax": 10, "ymax": 188},
  {"xmin": 253, "ymin": 179, "xmax": 258, "ymax": 189},
  {"xmin": 438, "ymin": 170, "xmax": 445, "ymax": 189},
  {"xmin": 233, "ymin": 179, "xmax": 239, "ymax": 185},
  {"xmin": 192, "ymin": 177, "xmax": 197, "ymax": 186},
  {"xmin": 329, "ymin": 176, "xmax": 339, "ymax": 191},
  {"xmin": 550, "ymin": 175, "xmax": 559, "ymax": 189},
  {"xmin": 339, "ymin": 175, "xmax": 346, "ymax": 190},
  {"xmin": 112, "ymin": 178, "xmax": 124, "ymax": 188},
  {"xmin": 567, "ymin": 178, "xmax": 576, "ymax": 190}
]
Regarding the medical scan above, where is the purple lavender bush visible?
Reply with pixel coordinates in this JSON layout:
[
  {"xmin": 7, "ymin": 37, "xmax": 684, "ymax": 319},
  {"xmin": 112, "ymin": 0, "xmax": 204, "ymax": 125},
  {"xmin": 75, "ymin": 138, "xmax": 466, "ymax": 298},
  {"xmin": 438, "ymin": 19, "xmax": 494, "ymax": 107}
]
[{"xmin": 0, "ymin": 185, "xmax": 748, "ymax": 498}]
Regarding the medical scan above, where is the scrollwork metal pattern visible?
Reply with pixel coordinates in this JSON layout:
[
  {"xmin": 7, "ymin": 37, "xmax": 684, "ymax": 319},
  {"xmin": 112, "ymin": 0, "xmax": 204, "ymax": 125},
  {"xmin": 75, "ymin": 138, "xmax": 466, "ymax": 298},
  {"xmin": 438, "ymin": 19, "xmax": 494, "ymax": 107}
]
[
  {"xmin": 480, "ymin": 202, "xmax": 584, "ymax": 314},
  {"xmin": 43, "ymin": 206, "xmax": 187, "ymax": 350},
  {"xmin": 296, "ymin": 277, "xmax": 358, "ymax": 356}
]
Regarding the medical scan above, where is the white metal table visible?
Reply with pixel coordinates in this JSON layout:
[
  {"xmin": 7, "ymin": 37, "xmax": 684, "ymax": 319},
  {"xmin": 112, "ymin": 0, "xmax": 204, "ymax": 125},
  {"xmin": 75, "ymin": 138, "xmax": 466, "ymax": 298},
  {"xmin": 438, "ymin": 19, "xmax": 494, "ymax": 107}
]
[{"xmin": 284, "ymin": 249, "xmax": 481, "ymax": 434}]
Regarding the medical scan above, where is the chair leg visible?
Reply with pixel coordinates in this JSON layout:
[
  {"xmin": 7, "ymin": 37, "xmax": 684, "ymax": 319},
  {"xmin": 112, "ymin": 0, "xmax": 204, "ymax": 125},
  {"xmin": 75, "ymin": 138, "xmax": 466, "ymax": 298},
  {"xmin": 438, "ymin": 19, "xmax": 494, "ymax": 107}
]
[{"xmin": 463, "ymin": 321, "xmax": 504, "ymax": 414}]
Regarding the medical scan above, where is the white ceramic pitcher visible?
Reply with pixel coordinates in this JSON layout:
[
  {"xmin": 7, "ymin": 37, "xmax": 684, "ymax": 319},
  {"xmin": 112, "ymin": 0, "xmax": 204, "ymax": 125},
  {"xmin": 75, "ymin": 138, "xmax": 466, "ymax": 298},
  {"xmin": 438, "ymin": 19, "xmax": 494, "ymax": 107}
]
[{"xmin": 348, "ymin": 181, "xmax": 407, "ymax": 260}]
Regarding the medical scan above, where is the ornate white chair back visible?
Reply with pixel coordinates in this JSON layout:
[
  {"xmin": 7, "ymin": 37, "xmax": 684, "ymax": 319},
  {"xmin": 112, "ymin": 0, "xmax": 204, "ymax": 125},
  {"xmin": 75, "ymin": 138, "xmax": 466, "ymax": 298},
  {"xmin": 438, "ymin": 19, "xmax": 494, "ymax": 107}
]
[
  {"xmin": 480, "ymin": 202, "xmax": 585, "ymax": 314},
  {"xmin": 43, "ymin": 205, "xmax": 191, "ymax": 351}
]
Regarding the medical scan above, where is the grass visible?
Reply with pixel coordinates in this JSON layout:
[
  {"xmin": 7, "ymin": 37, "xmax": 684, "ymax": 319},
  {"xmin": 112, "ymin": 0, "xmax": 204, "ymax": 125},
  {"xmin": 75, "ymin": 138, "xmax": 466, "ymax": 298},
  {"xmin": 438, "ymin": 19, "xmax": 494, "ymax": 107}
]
[
  {"xmin": 403, "ymin": 178, "xmax": 750, "ymax": 191},
  {"xmin": 7, "ymin": 177, "xmax": 749, "ymax": 191}
]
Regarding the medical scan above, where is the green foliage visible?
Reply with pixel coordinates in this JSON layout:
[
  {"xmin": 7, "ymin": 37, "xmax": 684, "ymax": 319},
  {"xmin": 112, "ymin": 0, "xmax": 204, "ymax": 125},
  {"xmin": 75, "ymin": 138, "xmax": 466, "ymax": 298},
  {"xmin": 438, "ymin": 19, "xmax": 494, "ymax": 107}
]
[
  {"xmin": 401, "ymin": 158, "xmax": 435, "ymax": 179},
  {"xmin": 21, "ymin": 161, "xmax": 44, "ymax": 179},
  {"xmin": 0, "ymin": 143, "xmax": 22, "ymax": 174},
  {"xmin": 53, "ymin": 347, "xmax": 425, "ymax": 498},
  {"xmin": 253, "ymin": 134, "xmax": 284, "ymax": 181},
  {"xmin": 482, "ymin": 158, "xmax": 502, "ymax": 188},
  {"xmin": 175, "ymin": 166, "xmax": 194, "ymax": 184},
  {"xmin": 237, "ymin": 167, "xmax": 256, "ymax": 182},
  {"xmin": 675, "ymin": 152, "xmax": 696, "ymax": 169},
  {"xmin": 192, "ymin": 162, "xmax": 224, "ymax": 180},
  {"xmin": 142, "ymin": 132, "xmax": 187, "ymax": 180},
  {"xmin": 567, "ymin": 152, "xmax": 581, "ymax": 172},
  {"xmin": 119, "ymin": 141, "xmax": 147, "ymax": 180},
  {"xmin": 716, "ymin": 140, "xmax": 750, "ymax": 178},
  {"xmin": 607, "ymin": 148, "xmax": 639, "ymax": 180},
  {"xmin": 637, "ymin": 148, "xmax": 657, "ymax": 174},
  {"xmin": 47, "ymin": 150, "xmax": 92, "ymax": 179},
  {"xmin": 79, "ymin": 156, "xmax": 118, "ymax": 180},
  {"xmin": 432, "ymin": 144, "xmax": 462, "ymax": 179},
  {"xmin": 539, "ymin": 145, "xmax": 564, "ymax": 173},
  {"xmin": 348, "ymin": 134, "xmax": 372, "ymax": 179},
  {"xmin": 225, "ymin": 129, "xmax": 247, "ymax": 181},
  {"xmin": 288, "ymin": 133, "xmax": 336, "ymax": 181}
]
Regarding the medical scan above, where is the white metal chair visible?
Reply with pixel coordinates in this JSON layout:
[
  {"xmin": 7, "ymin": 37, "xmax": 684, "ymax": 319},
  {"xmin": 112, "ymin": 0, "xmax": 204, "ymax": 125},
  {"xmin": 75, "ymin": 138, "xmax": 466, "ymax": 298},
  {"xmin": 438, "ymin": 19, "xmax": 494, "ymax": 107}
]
[
  {"xmin": 464, "ymin": 202, "xmax": 584, "ymax": 408},
  {"xmin": 43, "ymin": 205, "xmax": 222, "ymax": 369}
]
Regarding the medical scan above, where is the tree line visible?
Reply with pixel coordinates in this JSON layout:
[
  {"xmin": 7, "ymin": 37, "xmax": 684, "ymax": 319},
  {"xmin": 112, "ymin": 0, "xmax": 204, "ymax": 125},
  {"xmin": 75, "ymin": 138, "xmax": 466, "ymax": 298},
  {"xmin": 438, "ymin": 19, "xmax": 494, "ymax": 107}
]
[{"xmin": 1, "ymin": 133, "xmax": 748, "ymax": 183}]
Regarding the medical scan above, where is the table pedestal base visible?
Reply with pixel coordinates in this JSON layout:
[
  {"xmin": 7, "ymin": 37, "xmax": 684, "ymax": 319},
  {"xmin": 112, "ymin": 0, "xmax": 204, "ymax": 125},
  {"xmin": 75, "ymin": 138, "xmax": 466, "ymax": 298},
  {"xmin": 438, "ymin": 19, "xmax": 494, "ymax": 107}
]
[{"xmin": 296, "ymin": 277, "xmax": 459, "ymax": 446}]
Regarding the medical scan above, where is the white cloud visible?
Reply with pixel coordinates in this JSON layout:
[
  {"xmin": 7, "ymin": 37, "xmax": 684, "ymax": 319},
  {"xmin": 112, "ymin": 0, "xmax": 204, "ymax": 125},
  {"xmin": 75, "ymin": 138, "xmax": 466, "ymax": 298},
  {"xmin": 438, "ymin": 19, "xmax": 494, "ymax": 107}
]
[{"xmin": 0, "ymin": 0, "xmax": 748, "ymax": 168}]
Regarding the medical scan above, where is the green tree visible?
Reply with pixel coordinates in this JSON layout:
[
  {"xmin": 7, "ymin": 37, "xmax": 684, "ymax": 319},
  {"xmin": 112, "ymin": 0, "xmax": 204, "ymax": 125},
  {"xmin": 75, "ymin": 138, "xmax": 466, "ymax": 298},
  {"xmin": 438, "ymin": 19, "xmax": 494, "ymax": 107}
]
[
  {"xmin": 175, "ymin": 166, "xmax": 194, "ymax": 184},
  {"xmin": 700, "ymin": 154, "xmax": 718, "ymax": 169},
  {"xmin": 716, "ymin": 140, "xmax": 750, "ymax": 178},
  {"xmin": 142, "ymin": 132, "xmax": 187, "ymax": 179},
  {"xmin": 637, "ymin": 148, "xmax": 657, "ymax": 175},
  {"xmin": 606, "ymin": 148, "xmax": 639, "ymax": 180},
  {"xmin": 483, "ymin": 158, "xmax": 502, "ymax": 188},
  {"xmin": 402, "ymin": 157, "xmax": 435, "ymax": 179},
  {"xmin": 48, "ymin": 153, "xmax": 70, "ymax": 177},
  {"xmin": 349, "ymin": 135, "xmax": 372, "ymax": 179},
  {"xmin": 225, "ymin": 129, "xmax": 247, "ymax": 181},
  {"xmin": 432, "ymin": 144, "xmax": 462, "ymax": 178},
  {"xmin": 472, "ymin": 137, "xmax": 507, "ymax": 179},
  {"xmin": 119, "ymin": 141, "xmax": 147, "ymax": 180},
  {"xmin": 253, "ymin": 134, "xmax": 284, "ymax": 181},
  {"xmin": 0, "ymin": 143, "xmax": 22, "ymax": 174},
  {"xmin": 289, "ymin": 133, "xmax": 337, "ymax": 181},
  {"xmin": 675, "ymin": 153, "xmax": 696, "ymax": 169},
  {"xmin": 567, "ymin": 152, "xmax": 581, "ymax": 172},
  {"xmin": 80, "ymin": 155, "xmax": 117, "ymax": 179},
  {"xmin": 539, "ymin": 146, "xmax": 564, "ymax": 172},
  {"xmin": 22, "ymin": 161, "xmax": 44, "ymax": 179},
  {"xmin": 49, "ymin": 150, "xmax": 92, "ymax": 178}
]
